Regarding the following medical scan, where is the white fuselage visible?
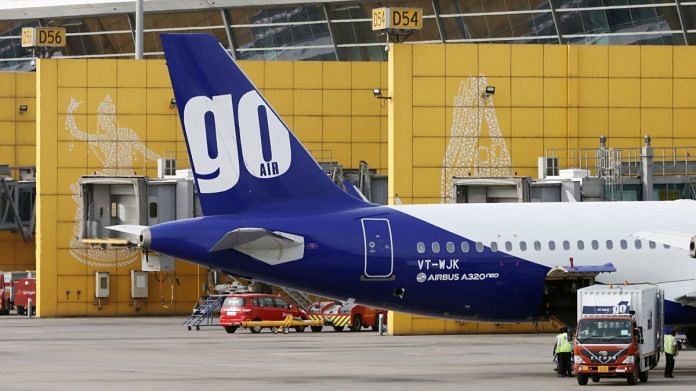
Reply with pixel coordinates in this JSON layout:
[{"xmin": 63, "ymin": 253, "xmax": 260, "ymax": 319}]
[{"xmin": 393, "ymin": 200, "xmax": 696, "ymax": 304}]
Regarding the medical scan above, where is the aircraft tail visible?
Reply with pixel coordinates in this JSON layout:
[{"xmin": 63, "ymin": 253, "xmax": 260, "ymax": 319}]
[{"xmin": 161, "ymin": 34, "xmax": 366, "ymax": 215}]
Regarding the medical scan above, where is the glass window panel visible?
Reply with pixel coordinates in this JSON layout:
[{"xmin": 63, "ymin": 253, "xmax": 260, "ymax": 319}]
[
  {"xmin": 46, "ymin": 15, "xmax": 131, "ymax": 33},
  {"xmin": 232, "ymin": 5, "xmax": 326, "ymax": 25},
  {"xmin": 519, "ymin": 241, "xmax": 527, "ymax": 251},
  {"xmin": 490, "ymin": 242, "xmax": 498, "ymax": 252},
  {"xmin": 145, "ymin": 11, "xmax": 223, "ymax": 30},
  {"xmin": 446, "ymin": 241, "xmax": 455, "ymax": 253},
  {"xmin": 548, "ymin": 241, "xmax": 556, "ymax": 250},
  {"xmin": 620, "ymin": 239, "xmax": 628, "ymax": 249},
  {"xmin": 461, "ymin": 242, "xmax": 470, "ymax": 253},
  {"xmin": 534, "ymin": 241, "xmax": 541, "ymax": 251},
  {"xmin": 439, "ymin": 0, "xmax": 549, "ymax": 14},
  {"xmin": 563, "ymin": 240, "xmax": 570, "ymax": 250},
  {"xmin": 685, "ymin": 6, "xmax": 696, "ymax": 29},
  {"xmin": 234, "ymin": 23, "xmax": 331, "ymax": 49},
  {"xmin": 432, "ymin": 242, "xmax": 440, "ymax": 253},
  {"xmin": 238, "ymin": 47, "xmax": 335, "ymax": 61},
  {"xmin": 336, "ymin": 46, "xmax": 386, "ymax": 61},
  {"xmin": 505, "ymin": 241, "xmax": 513, "ymax": 251},
  {"xmin": 475, "ymin": 242, "xmax": 484, "ymax": 253},
  {"xmin": 417, "ymin": 242, "xmax": 425, "ymax": 254},
  {"xmin": 635, "ymin": 239, "xmax": 642, "ymax": 249},
  {"xmin": 63, "ymin": 33, "xmax": 133, "ymax": 56},
  {"xmin": 591, "ymin": 240, "xmax": 599, "ymax": 250},
  {"xmin": 332, "ymin": 21, "xmax": 381, "ymax": 45},
  {"xmin": 649, "ymin": 241, "xmax": 656, "ymax": 249},
  {"xmin": 606, "ymin": 240, "xmax": 613, "ymax": 249},
  {"xmin": 509, "ymin": 12, "xmax": 557, "ymax": 38},
  {"xmin": 144, "ymin": 28, "xmax": 228, "ymax": 53},
  {"xmin": 577, "ymin": 240, "xmax": 585, "ymax": 250}
]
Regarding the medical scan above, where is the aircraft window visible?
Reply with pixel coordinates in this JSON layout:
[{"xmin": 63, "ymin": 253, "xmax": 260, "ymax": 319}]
[
  {"xmin": 519, "ymin": 241, "xmax": 527, "ymax": 251},
  {"xmin": 432, "ymin": 242, "xmax": 441, "ymax": 253},
  {"xmin": 577, "ymin": 240, "xmax": 585, "ymax": 250},
  {"xmin": 534, "ymin": 241, "xmax": 541, "ymax": 251},
  {"xmin": 634, "ymin": 239, "xmax": 642, "ymax": 249},
  {"xmin": 664, "ymin": 244, "xmax": 671, "ymax": 249},
  {"xmin": 562, "ymin": 240, "xmax": 570, "ymax": 250},
  {"xmin": 505, "ymin": 241, "xmax": 512, "ymax": 251},
  {"xmin": 490, "ymin": 242, "xmax": 498, "ymax": 252},
  {"xmin": 649, "ymin": 241, "xmax": 656, "ymax": 249},
  {"xmin": 461, "ymin": 242, "xmax": 470, "ymax": 253},
  {"xmin": 620, "ymin": 239, "xmax": 628, "ymax": 249},
  {"xmin": 591, "ymin": 240, "xmax": 599, "ymax": 250},
  {"xmin": 475, "ymin": 242, "xmax": 484, "ymax": 253},
  {"xmin": 606, "ymin": 240, "xmax": 613, "ymax": 250},
  {"xmin": 446, "ymin": 241, "xmax": 455, "ymax": 253},
  {"xmin": 417, "ymin": 242, "xmax": 425, "ymax": 254},
  {"xmin": 548, "ymin": 241, "xmax": 556, "ymax": 250}
]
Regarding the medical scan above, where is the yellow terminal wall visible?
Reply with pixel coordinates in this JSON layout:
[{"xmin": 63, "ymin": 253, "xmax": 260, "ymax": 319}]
[
  {"xmin": 387, "ymin": 43, "xmax": 696, "ymax": 335},
  {"xmin": 0, "ymin": 72, "xmax": 36, "ymax": 272},
  {"xmin": 35, "ymin": 58, "xmax": 386, "ymax": 317}
]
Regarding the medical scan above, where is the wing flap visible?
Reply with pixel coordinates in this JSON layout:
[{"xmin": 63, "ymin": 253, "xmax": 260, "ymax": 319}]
[{"xmin": 210, "ymin": 228, "xmax": 304, "ymax": 265}]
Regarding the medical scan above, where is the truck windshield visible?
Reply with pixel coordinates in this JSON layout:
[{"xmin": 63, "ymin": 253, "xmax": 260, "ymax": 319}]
[{"xmin": 576, "ymin": 319, "xmax": 632, "ymax": 344}]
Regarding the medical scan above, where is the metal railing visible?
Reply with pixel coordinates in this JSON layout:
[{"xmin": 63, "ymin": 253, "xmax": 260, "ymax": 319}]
[{"xmin": 545, "ymin": 146, "xmax": 696, "ymax": 178}]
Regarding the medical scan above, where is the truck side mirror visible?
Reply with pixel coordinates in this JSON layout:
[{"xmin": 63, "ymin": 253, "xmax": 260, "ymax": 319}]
[{"xmin": 635, "ymin": 327, "xmax": 644, "ymax": 344}]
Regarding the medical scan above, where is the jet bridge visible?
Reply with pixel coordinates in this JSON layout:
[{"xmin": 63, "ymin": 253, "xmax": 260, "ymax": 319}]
[
  {"xmin": 78, "ymin": 172, "xmax": 197, "ymax": 271},
  {"xmin": 0, "ymin": 165, "xmax": 35, "ymax": 241}
]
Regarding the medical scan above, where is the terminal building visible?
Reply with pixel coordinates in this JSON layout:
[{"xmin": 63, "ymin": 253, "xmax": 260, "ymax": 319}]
[{"xmin": 2, "ymin": 0, "xmax": 696, "ymax": 335}]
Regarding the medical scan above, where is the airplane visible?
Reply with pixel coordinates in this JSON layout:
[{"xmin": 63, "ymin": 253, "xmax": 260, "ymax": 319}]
[{"xmin": 112, "ymin": 33, "xmax": 696, "ymax": 340}]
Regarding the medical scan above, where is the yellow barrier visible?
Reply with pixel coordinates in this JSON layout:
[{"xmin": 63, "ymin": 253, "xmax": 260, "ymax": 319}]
[{"xmin": 241, "ymin": 315, "xmax": 323, "ymax": 334}]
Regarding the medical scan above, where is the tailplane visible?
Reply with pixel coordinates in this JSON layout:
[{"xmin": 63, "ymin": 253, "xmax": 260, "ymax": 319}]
[{"xmin": 161, "ymin": 33, "xmax": 366, "ymax": 215}]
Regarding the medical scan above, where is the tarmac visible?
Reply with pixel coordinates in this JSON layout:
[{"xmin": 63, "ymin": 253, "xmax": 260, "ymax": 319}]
[{"xmin": 1, "ymin": 316, "xmax": 695, "ymax": 390}]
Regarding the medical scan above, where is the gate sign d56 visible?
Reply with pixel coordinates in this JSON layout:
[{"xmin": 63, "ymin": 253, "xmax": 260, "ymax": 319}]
[
  {"xmin": 21, "ymin": 27, "xmax": 66, "ymax": 48},
  {"xmin": 372, "ymin": 7, "xmax": 423, "ymax": 30}
]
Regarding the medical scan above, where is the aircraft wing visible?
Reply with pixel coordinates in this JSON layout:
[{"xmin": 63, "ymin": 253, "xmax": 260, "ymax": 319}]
[
  {"xmin": 675, "ymin": 291, "xmax": 696, "ymax": 307},
  {"xmin": 632, "ymin": 230, "xmax": 693, "ymax": 251},
  {"xmin": 209, "ymin": 228, "xmax": 305, "ymax": 265}
]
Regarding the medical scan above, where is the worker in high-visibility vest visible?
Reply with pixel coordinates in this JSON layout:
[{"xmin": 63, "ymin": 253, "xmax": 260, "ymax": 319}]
[
  {"xmin": 664, "ymin": 329, "xmax": 679, "ymax": 378},
  {"xmin": 554, "ymin": 326, "xmax": 573, "ymax": 377}
]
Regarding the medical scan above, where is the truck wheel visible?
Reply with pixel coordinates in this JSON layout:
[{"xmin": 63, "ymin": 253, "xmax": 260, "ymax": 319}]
[
  {"xmin": 17, "ymin": 306, "xmax": 25, "ymax": 315},
  {"xmin": 591, "ymin": 375, "xmax": 600, "ymax": 383},
  {"xmin": 350, "ymin": 315, "xmax": 362, "ymax": 332},
  {"xmin": 627, "ymin": 371, "xmax": 638, "ymax": 385},
  {"xmin": 333, "ymin": 326, "xmax": 344, "ymax": 332},
  {"xmin": 638, "ymin": 370, "xmax": 648, "ymax": 383},
  {"xmin": 310, "ymin": 326, "xmax": 323, "ymax": 332},
  {"xmin": 577, "ymin": 374, "xmax": 588, "ymax": 385},
  {"xmin": 294, "ymin": 326, "xmax": 306, "ymax": 333},
  {"xmin": 224, "ymin": 326, "xmax": 238, "ymax": 334}
]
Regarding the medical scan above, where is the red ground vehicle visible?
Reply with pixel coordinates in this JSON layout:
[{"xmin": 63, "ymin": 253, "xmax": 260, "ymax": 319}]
[
  {"xmin": 219, "ymin": 293, "xmax": 308, "ymax": 334},
  {"xmin": 13, "ymin": 278, "xmax": 36, "ymax": 315},
  {"xmin": 307, "ymin": 301, "xmax": 386, "ymax": 332}
]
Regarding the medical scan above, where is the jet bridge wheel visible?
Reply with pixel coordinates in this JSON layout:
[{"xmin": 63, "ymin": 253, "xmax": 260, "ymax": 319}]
[{"xmin": 310, "ymin": 326, "xmax": 323, "ymax": 332}]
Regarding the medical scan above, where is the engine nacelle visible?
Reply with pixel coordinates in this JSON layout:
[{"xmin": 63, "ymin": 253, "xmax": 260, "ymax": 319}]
[{"xmin": 691, "ymin": 236, "xmax": 696, "ymax": 258}]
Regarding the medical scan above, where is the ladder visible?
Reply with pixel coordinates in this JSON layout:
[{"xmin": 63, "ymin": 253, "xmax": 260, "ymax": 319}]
[
  {"xmin": 183, "ymin": 295, "xmax": 226, "ymax": 331},
  {"xmin": 281, "ymin": 287, "xmax": 313, "ymax": 309}
]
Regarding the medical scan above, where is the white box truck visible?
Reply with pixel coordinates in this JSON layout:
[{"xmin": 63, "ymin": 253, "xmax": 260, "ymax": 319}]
[{"xmin": 573, "ymin": 284, "xmax": 663, "ymax": 386}]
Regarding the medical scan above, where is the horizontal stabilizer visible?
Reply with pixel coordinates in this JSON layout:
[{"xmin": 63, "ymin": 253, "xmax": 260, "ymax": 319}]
[
  {"xmin": 632, "ymin": 230, "xmax": 692, "ymax": 250},
  {"xmin": 106, "ymin": 225, "xmax": 149, "ymax": 237},
  {"xmin": 209, "ymin": 228, "xmax": 304, "ymax": 265}
]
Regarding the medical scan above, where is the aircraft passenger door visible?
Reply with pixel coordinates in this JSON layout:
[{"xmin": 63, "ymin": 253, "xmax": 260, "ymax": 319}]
[{"xmin": 361, "ymin": 218, "xmax": 394, "ymax": 279}]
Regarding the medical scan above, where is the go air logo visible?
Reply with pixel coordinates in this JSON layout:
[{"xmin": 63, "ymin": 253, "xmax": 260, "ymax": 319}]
[{"xmin": 183, "ymin": 92, "xmax": 292, "ymax": 194}]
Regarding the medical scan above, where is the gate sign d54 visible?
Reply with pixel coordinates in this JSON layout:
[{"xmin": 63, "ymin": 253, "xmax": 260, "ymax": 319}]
[
  {"xmin": 372, "ymin": 7, "xmax": 423, "ymax": 31},
  {"xmin": 21, "ymin": 27, "xmax": 66, "ymax": 48}
]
